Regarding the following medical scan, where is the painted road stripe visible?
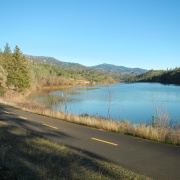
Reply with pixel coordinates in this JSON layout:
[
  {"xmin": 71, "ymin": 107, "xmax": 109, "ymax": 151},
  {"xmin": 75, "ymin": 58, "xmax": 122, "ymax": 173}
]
[
  {"xmin": 4, "ymin": 111, "xmax": 10, "ymax": 114},
  {"xmin": 91, "ymin": 138, "xmax": 118, "ymax": 146},
  {"xmin": 19, "ymin": 116, "xmax": 27, "ymax": 120},
  {"xmin": 42, "ymin": 124, "xmax": 58, "ymax": 130}
]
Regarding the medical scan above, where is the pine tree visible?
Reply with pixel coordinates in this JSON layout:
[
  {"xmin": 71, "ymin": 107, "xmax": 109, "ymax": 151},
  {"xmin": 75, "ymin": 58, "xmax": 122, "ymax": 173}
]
[
  {"xmin": 3, "ymin": 43, "xmax": 12, "ymax": 69},
  {"xmin": 4, "ymin": 43, "xmax": 11, "ymax": 54},
  {"xmin": 6, "ymin": 45, "xmax": 30, "ymax": 91}
]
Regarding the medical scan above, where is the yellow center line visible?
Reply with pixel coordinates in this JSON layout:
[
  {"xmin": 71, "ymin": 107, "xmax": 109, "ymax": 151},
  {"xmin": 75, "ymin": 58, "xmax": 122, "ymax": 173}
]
[
  {"xmin": 91, "ymin": 137, "xmax": 118, "ymax": 146},
  {"xmin": 19, "ymin": 116, "xmax": 27, "ymax": 120},
  {"xmin": 42, "ymin": 124, "xmax": 58, "ymax": 130},
  {"xmin": 0, "ymin": 121, "xmax": 8, "ymax": 125},
  {"xmin": 4, "ymin": 111, "xmax": 10, "ymax": 114}
]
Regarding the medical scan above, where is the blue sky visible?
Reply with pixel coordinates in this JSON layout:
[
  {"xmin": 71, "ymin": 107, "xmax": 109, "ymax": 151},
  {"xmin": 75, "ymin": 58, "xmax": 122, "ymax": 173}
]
[{"xmin": 0, "ymin": 0, "xmax": 180, "ymax": 70}]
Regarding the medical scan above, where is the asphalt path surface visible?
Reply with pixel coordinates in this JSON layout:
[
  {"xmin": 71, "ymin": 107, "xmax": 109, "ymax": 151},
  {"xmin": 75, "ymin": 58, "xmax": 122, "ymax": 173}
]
[{"xmin": 0, "ymin": 103, "xmax": 180, "ymax": 180}]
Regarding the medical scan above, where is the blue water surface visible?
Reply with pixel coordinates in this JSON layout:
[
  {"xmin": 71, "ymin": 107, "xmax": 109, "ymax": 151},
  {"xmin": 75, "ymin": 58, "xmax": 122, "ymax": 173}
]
[{"xmin": 36, "ymin": 83, "xmax": 180, "ymax": 124}]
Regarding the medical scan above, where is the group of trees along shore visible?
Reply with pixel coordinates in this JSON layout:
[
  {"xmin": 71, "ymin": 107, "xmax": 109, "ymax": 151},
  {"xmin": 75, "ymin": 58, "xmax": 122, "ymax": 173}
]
[
  {"xmin": 0, "ymin": 43, "xmax": 115, "ymax": 95},
  {"xmin": 0, "ymin": 43, "xmax": 30, "ymax": 93}
]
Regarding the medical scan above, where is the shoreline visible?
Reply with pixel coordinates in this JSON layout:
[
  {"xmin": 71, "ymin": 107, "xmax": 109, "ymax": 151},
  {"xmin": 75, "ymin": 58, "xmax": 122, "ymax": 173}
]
[{"xmin": 0, "ymin": 85, "xmax": 180, "ymax": 146}]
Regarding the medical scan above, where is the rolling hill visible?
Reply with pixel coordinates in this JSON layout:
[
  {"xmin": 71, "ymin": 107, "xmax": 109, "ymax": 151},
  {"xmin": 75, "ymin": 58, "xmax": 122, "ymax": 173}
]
[
  {"xmin": 25, "ymin": 55, "xmax": 86, "ymax": 70},
  {"xmin": 25, "ymin": 55, "xmax": 147, "ymax": 76},
  {"xmin": 90, "ymin": 63, "xmax": 148, "ymax": 74}
]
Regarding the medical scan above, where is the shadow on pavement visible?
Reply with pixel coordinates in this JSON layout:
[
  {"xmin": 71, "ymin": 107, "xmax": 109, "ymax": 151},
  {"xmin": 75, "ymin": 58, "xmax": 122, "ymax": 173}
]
[{"xmin": 0, "ymin": 123, "xmax": 138, "ymax": 179}]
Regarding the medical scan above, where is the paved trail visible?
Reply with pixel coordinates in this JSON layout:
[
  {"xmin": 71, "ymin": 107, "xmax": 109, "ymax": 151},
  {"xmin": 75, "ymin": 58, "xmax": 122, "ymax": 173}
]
[{"xmin": 0, "ymin": 104, "xmax": 180, "ymax": 180}]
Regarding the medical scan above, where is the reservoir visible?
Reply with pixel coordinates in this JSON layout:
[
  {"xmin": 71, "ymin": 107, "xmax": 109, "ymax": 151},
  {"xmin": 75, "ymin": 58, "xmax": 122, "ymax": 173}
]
[{"xmin": 34, "ymin": 83, "xmax": 180, "ymax": 125}]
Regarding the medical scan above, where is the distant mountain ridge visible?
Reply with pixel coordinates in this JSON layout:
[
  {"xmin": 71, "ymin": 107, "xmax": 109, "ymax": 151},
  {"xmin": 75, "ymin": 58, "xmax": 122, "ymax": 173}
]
[
  {"xmin": 25, "ymin": 55, "xmax": 86, "ymax": 70},
  {"xmin": 90, "ymin": 63, "xmax": 148, "ymax": 75},
  {"xmin": 25, "ymin": 55, "xmax": 147, "ymax": 75}
]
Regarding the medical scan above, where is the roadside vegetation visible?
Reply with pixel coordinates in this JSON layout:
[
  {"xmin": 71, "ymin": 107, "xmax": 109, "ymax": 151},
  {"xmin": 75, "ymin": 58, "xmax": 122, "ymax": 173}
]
[
  {"xmin": 0, "ymin": 95, "xmax": 180, "ymax": 146},
  {"xmin": 0, "ymin": 122, "xmax": 151, "ymax": 179}
]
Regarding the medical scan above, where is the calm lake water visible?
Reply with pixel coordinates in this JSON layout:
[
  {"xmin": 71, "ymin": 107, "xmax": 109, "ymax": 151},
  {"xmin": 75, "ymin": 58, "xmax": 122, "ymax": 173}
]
[{"xmin": 34, "ymin": 83, "xmax": 180, "ymax": 124}]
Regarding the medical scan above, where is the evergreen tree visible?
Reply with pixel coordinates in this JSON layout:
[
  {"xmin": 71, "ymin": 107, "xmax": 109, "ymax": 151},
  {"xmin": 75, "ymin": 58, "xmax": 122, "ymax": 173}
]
[
  {"xmin": 4, "ymin": 43, "xmax": 11, "ymax": 54},
  {"xmin": 6, "ymin": 45, "xmax": 30, "ymax": 91},
  {"xmin": 3, "ymin": 43, "xmax": 12, "ymax": 69}
]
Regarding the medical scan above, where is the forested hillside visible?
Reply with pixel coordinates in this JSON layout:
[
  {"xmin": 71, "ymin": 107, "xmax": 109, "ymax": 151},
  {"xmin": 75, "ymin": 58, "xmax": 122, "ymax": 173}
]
[
  {"xmin": 29, "ymin": 62, "xmax": 115, "ymax": 88},
  {"xmin": 1, "ymin": 43, "xmax": 179, "ymax": 96},
  {"xmin": 25, "ymin": 55, "xmax": 86, "ymax": 70},
  {"xmin": 90, "ymin": 63, "xmax": 147, "ymax": 74},
  {"xmin": 24, "ymin": 55, "xmax": 148, "ymax": 80},
  {"xmin": 0, "ymin": 44, "xmax": 116, "ymax": 95},
  {"xmin": 127, "ymin": 68, "xmax": 180, "ymax": 85}
]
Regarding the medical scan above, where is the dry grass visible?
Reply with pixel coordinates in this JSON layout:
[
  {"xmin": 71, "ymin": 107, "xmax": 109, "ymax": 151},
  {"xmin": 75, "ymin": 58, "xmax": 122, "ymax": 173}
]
[
  {"xmin": 0, "ymin": 91, "xmax": 180, "ymax": 145},
  {"xmin": 0, "ymin": 122, "xmax": 151, "ymax": 180}
]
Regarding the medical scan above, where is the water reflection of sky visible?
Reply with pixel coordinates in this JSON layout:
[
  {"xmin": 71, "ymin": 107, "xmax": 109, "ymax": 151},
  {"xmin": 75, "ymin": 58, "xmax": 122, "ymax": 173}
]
[{"xmin": 34, "ymin": 83, "xmax": 180, "ymax": 124}]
